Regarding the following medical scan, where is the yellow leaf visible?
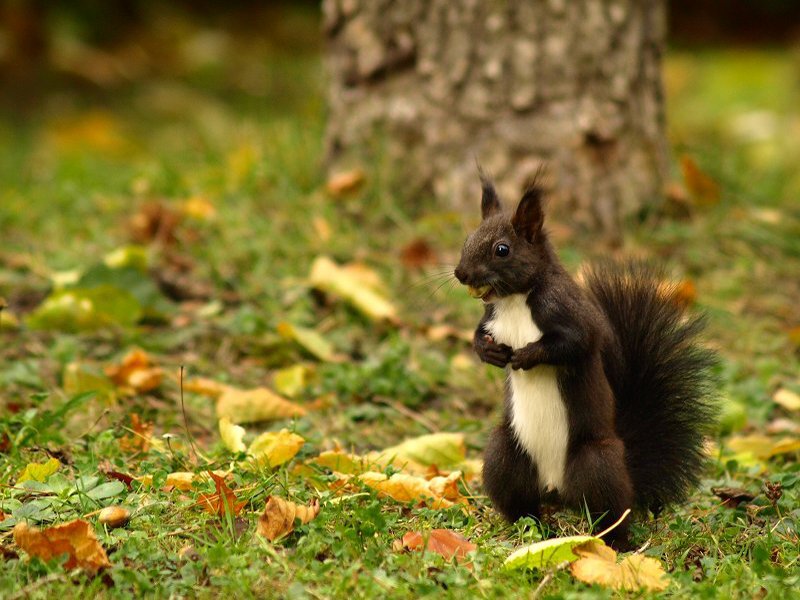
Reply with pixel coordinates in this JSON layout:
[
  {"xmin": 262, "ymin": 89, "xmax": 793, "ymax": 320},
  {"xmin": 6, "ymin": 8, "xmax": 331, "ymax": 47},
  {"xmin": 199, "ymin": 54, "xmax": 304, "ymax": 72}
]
[
  {"xmin": 325, "ymin": 169, "xmax": 365, "ymax": 197},
  {"xmin": 13, "ymin": 519, "xmax": 111, "ymax": 573},
  {"xmin": 248, "ymin": 429, "xmax": 305, "ymax": 468},
  {"xmin": 273, "ymin": 364, "xmax": 312, "ymax": 398},
  {"xmin": 309, "ymin": 256, "xmax": 399, "ymax": 323},
  {"xmin": 277, "ymin": 322, "xmax": 343, "ymax": 362},
  {"xmin": 216, "ymin": 387, "xmax": 306, "ymax": 424},
  {"xmin": 181, "ymin": 196, "xmax": 216, "ymax": 221},
  {"xmin": 309, "ymin": 450, "xmax": 366, "ymax": 474},
  {"xmin": 570, "ymin": 540, "xmax": 669, "ymax": 591},
  {"xmin": 183, "ymin": 377, "xmax": 231, "ymax": 398},
  {"xmin": 257, "ymin": 496, "xmax": 320, "ymax": 541},
  {"xmin": 773, "ymin": 388, "xmax": 800, "ymax": 412},
  {"xmin": 219, "ymin": 417, "xmax": 247, "ymax": 453},
  {"xmin": 356, "ymin": 470, "xmax": 465, "ymax": 509},
  {"xmin": 166, "ymin": 472, "xmax": 197, "ymax": 491},
  {"xmin": 18, "ymin": 457, "xmax": 60, "ymax": 483},
  {"xmin": 46, "ymin": 111, "xmax": 128, "ymax": 155},
  {"xmin": 377, "ymin": 433, "xmax": 466, "ymax": 470},
  {"xmin": 727, "ymin": 434, "xmax": 800, "ymax": 460}
]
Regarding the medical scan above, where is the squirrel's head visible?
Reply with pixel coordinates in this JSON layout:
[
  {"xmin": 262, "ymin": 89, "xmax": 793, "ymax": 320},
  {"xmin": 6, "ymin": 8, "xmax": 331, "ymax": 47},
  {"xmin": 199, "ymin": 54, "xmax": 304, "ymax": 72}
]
[{"xmin": 454, "ymin": 175, "xmax": 550, "ymax": 303}]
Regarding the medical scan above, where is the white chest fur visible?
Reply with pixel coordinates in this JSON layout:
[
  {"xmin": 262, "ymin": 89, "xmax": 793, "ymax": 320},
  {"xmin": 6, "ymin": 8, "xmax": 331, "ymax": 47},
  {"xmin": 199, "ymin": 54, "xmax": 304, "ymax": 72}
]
[{"xmin": 485, "ymin": 294, "xmax": 568, "ymax": 491}]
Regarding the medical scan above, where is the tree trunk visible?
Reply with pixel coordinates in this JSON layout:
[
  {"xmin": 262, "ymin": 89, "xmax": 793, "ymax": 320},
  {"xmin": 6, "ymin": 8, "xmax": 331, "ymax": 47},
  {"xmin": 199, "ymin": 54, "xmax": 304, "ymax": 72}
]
[{"xmin": 323, "ymin": 0, "xmax": 668, "ymax": 238}]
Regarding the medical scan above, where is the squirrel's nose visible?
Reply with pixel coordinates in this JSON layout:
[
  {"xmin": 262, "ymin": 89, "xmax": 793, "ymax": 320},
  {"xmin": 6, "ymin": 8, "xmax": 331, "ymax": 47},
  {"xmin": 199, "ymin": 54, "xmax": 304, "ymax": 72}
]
[{"xmin": 454, "ymin": 266, "xmax": 465, "ymax": 283}]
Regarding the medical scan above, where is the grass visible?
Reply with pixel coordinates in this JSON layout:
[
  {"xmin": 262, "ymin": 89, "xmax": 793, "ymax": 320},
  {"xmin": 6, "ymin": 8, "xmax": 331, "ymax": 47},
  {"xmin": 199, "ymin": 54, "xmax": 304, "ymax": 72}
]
[{"xmin": 1, "ymin": 10, "xmax": 800, "ymax": 599}]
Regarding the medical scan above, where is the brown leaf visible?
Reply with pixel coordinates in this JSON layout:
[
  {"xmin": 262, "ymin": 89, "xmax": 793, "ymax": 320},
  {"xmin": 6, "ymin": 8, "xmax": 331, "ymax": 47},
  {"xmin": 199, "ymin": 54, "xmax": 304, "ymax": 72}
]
[
  {"xmin": 325, "ymin": 169, "xmax": 365, "ymax": 197},
  {"xmin": 13, "ymin": 519, "xmax": 111, "ymax": 573},
  {"xmin": 570, "ymin": 540, "xmax": 669, "ymax": 591},
  {"xmin": 129, "ymin": 200, "xmax": 182, "ymax": 245},
  {"xmin": 400, "ymin": 238, "xmax": 438, "ymax": 270},
  {"xmin": 216, "ymin": 386, "xmax": 307, "ymax": 424},
  {"xmin": 98, "ymin": 461, "xmax": 135, "ymax": 490},
  {"xmin": 257, "ymin": 496, "xmax": 320, "ymax": 541},
  {"xmin": 119, "ymin": 413, "xmax": 154, "ymax": 454},
  {"xmin": 105, "ymin": 349, "xmax": 163, "ymax": 394},
  {"xmin": 680, "ymin": 155, "xmax": 721, "ymax": 207},
  {"xmin": 394, "ymin": 529, "xmax": 477, "ymax": 563},
  {"xmin": 198, "ymin": 471, "xmax": 246, "ymax": 516},
  {"xmin": 711, "ymin": 486, "xmax": 756, "ymax": 507}
]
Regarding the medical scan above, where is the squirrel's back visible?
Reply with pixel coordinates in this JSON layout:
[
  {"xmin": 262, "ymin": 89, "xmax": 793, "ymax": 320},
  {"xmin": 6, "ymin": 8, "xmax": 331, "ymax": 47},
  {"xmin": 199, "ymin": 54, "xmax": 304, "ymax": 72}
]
[{"xmin": 584, "ymin": 262, "xmax": 720, "ymax": 512}]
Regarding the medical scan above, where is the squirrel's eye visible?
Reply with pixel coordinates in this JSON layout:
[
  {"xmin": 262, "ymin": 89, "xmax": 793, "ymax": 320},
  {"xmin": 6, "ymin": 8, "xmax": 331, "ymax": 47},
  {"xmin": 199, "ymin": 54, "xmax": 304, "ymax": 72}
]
[{"xmin": 495, "ymin": 243, "xmax": 510, "ymax": 257}]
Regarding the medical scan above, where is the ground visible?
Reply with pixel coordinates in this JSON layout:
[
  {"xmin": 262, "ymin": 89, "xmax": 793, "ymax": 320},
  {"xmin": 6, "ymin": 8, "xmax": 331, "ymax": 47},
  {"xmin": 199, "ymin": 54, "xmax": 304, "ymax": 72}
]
[{"xmin": 1, "ymin": 8, "xmax": 799, "ymax": 599}]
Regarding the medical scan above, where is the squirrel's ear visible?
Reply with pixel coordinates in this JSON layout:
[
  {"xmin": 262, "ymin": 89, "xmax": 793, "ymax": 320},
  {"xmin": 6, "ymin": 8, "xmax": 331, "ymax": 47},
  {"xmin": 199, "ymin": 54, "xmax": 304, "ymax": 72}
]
[
  {"xmin": 512, "ymin": 184, "xmax": 545, "ymax": 242},
  {"xmin": 480, "ymin": 175, "xmax": 502, "ymax": 220}
]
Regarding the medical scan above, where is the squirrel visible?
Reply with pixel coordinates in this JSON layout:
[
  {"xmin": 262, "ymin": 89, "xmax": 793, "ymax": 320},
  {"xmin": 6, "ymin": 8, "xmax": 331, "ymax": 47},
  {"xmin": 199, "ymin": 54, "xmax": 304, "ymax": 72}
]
[{"xmin": 453, "ymin": 175, "xmax": 719, "ymax": 548}]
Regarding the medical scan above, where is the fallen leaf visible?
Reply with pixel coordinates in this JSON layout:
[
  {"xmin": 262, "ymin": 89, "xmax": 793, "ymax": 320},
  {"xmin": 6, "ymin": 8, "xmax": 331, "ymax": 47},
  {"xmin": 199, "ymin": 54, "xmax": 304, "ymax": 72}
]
[
  {"xmin": 273, "ymin": 364, "xmax": 311, "ymax": 398},
  {"xmin": 98, "ymin": 506, "xmax": 130, "ymax": 528},
  {"xmin": 726, "ymin": 434, "xmax": 800, "ymax": 460},
  {"xmin": 247, "ymin": 429, "xmax": 305, "ymax": 468},
  {"xmin": 166, "ymin": 472, "xmax": 197, "ymax": 491},
  {"xmin": 325, "ymin": 169, "xmax": 365, "ymax": 197},
  {"xmin": 184, "ymin": 377, "xmax": 231, "ymax": 398},
  {"xmin": 119, "ymin": 413, "xmax": 154, "ymax": 454},
  {"xmin": 787, "ymin": 326, "xmax": 800, "ymax": 347},
  {"xmin": 105, "ymin": 349, "xmax": 163, "ymax": 394},
  {"xmin": 711, "ymin": 486, "xmax": 757, "ymax": 508},
  {"xmin": 394, "ymin": 529, "xmax": 476, "ymax": 562},
  {"xmin": 13, "ymin": 519, "xmax": 111, "ymax": 573},
  {"xmin": 309, "ymin": 256, "xmax": 398, "ymax": 323},
  {"xmin": 181, "ymin": 196, "xmax": 216, "ymax": 221},
  {"xmin": 219, "ymin": 417, "xmax": 247, "ymax": 453},
  {"xmin": 277, "ymin": 322, "xmax": 343, "ymax": 362},
  {"xmin": 257, "ymin": 496, "xmax": 320, "ymax": 541},
  {"xmin": 216, "ymin": 387, "xmax": 307, "ymax": 424},
  {"xmin": 400, "ymin": 238, "xmax": 437, "ymax": 270},
  {"xmin": 26, "ymin": 287, "xmax": 142, "ymax": 332},
  {"xmin": 309, "ymin": 450, "xmax": 366, "ymax": 475},
  {"xmin": 17, "ymin": 457, "xmax": 60, "ymax": 483},
  {"xmin": 504, "ymin": 535, "xmax": 600, "ymax": 571},
  {"xmin": 312, "ymin": 216, "xmax": 332, "ymax": 242},
  {"xmin": 129, "ymin": 201, "xmax": 182, "ymax": 246},
  {"xmin": 377, "ymin": 432, "xmax": 466, "ymax": 471},
  {"xmin": 680, "ymin": 155, "xmax": 721, "ymax": 207},
  {"xmin": 570, "ymin": 540, "xmax": 669, "ymax": 591},
  {"xmin": 766, "ymin": 418, "xmax": 800, "ymax": 435},
  {"xmin": 198, "ymin": 471, "xmax": 246, "ymax": 516},
  {"xmin": 45, "ymin": 111, "xmax": 128, "ymax": 155},
  {"xmin": 355, "ymin": 470, "xmax": 466, "ymax": 509},
  {"xmin": 773, "ymin": 388, "xmax": 800, "ymax": 412}
]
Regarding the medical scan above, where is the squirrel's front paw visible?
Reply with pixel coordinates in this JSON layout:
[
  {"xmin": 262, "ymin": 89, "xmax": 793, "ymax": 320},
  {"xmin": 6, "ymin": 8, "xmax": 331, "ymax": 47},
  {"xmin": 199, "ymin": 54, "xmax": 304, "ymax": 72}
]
[
  {"xmin": 475, "ymin": 335, "xmax": 512, "ymax": 368},
  {"xmin": 511, "ymin": 346, "xmax": 540, "ymax": 370}
]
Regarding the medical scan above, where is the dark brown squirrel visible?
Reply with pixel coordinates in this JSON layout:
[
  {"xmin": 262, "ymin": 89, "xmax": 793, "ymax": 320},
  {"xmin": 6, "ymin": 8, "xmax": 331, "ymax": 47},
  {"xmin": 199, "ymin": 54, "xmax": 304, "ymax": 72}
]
[{"xmin": 453, "ymin": 175, "xmax": 719, "ymax": 548}]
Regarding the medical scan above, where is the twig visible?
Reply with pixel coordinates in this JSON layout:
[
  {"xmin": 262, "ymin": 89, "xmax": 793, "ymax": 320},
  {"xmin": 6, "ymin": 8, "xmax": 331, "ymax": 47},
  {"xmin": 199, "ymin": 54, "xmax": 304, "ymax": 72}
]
[
  {"xmin": 179, "ymin": 366, "xmax": 199, "ymax": 464},
  {"xmin": 532, "ymin": 560, "xmax": 571, "ymax": 599},
  {"xmin": 375, "ymin": 397, "xmax": 438, "ymax": 432}
]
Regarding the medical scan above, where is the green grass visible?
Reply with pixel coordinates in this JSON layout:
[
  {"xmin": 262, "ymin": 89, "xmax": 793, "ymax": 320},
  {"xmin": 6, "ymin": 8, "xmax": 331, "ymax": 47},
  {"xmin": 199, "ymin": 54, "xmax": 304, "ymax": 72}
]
[{"xmin": 1, "ymin": 13, "xmax": 800, "ymax": 598}]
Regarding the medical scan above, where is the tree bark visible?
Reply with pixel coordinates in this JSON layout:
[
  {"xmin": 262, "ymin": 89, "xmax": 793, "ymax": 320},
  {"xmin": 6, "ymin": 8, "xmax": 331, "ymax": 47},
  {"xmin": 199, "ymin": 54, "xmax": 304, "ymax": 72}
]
[{"xmin": 323, "ymin": 0, "xmax": 668, "ymax": 238}]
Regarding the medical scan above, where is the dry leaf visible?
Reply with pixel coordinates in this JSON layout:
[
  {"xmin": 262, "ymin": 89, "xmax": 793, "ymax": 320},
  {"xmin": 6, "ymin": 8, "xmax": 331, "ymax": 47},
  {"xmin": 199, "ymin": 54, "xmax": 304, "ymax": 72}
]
[
  {"xmin": 119, "ymin": 413, "xmax": 154, "ymax": 454},
  {"xmin": 378, "ymin": 433, "xmax": 466, "ymax": 470},
  {"xmin": 727, "ymin": 434, "xmax": 800, "ymax": 460},
  {"xmin": 277, "ymin": 322, "xmax": 343, "ymax": 362},
  {"xmin": 219, "ymin": 417, "xmax": 247, "ymax": 453},
  {"xmin": 129, "ymin": 201, "xmax": 182, "ymax": 246},
  {"xmin": 216, "ymin": 387, "xmax": 306, "ymax": 424},
  {"xmin": 570, "ymin": 540, "xmax": 669, "ymax": 591},
  {"xmin": 98, "ymin": 506, "xmax": 130, "ymax": 528},
  {"xmin": 310, "ymin": 450, "xmax": 366, "ymax": 475},
  {"xmin": 17, "ymin": 457, "xmax": 60, "ymax": 483},
  {"xmin": 198, "ymin": 471, "xmax": 246, "ymax": 516},
  {"xmin": 711, "ymin": 486, "xmax": 756, "ymax": 508},
  {"xmin": 325, "ymin": 169, "xmax": 365, "ymax": 197},
  {"xmin": 181, "ymin": 196, "xmax": 216, "ymax": 221},
  {"xmin": 394, "ymin": 529, "xmax": 477, "ymax": 562},
  {"xmin": 312, "ymin": 216, "xmax": 332, "ymax": 242},
  {"xmin": 183, "ymin": 377, "xmax": 232, "ymax": 398},
  {"xmin": 273, "ymin": 364, "xmax": 311, "ymax": 398},
  {"xmin": 247, "ymin": 429, "xmax": 305, "ymax": 468},
  {"xmin": 257, "ymin": 496, "xmax": 320, "ymax": 541},
  {"xmin": 680, "ymin": 155, "xmax": 721, "ymax": 207},
  {"xmin": 400, "ymin": 238, "xmax": 437, "ymax": 270},
  {"xmin": 355, "ymin": 470, "xmax": 465, "ymax": 508},
  {"xmin": 13, "ymin": 519, "xmax": 111, "ymax": 573},
  {"xmin": 105, "ymin": 349, "xmax": 163, "ymax": 394},
  {"xmin": 773, "ymin": 388, "xmax": 800, "ymax": 412},
  {"xmin": 166, "ymin": 472, "xmax": 197, "ymax": 491},
  {"xmin": 309, "ymin": 256, "xmax": 398, "ymax": 323}
]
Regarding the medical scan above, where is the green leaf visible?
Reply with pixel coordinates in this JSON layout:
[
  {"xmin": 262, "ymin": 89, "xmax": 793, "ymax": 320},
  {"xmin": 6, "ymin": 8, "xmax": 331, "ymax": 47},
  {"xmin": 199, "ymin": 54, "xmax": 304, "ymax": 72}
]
[
  {"xmin": 86, "ymin": 481, "xmax": 126, "ymax": 500},
  {"xmin": 17, "ymin": 458, "xmax": 61, "ymax": 483},
  {"xmin": 27, "ymin": 286, "xmax": 142, "ymax": 331},
  {"xmin": 504, "ymin": 535, "xmax": 601, "ymax": 571}
]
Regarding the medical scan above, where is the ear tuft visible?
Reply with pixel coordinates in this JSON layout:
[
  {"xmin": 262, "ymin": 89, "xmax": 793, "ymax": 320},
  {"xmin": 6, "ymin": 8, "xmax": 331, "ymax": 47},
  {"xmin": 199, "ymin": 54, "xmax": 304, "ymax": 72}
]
[
  {"xmin": 477, "ymin": 166, "xmax": 502, "ymax": 220},
  {"xmin": 512, "ymin": 180, "xmax": 546, "ymax": 242}
]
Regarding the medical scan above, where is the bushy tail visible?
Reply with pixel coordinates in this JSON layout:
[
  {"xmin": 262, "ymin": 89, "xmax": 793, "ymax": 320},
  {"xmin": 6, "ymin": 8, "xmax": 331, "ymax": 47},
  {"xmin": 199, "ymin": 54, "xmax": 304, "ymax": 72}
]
[{"xmin": 584, "ymin": 262, "xmax": 720, "ymax": 512}]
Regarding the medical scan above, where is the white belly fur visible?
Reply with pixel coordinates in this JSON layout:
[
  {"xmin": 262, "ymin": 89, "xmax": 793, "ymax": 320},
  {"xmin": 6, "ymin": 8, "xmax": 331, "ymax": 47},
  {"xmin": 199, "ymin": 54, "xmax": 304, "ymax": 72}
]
[{"xmin": 486, "ymin": 294, "xmax": 568, "ymax": 491}]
